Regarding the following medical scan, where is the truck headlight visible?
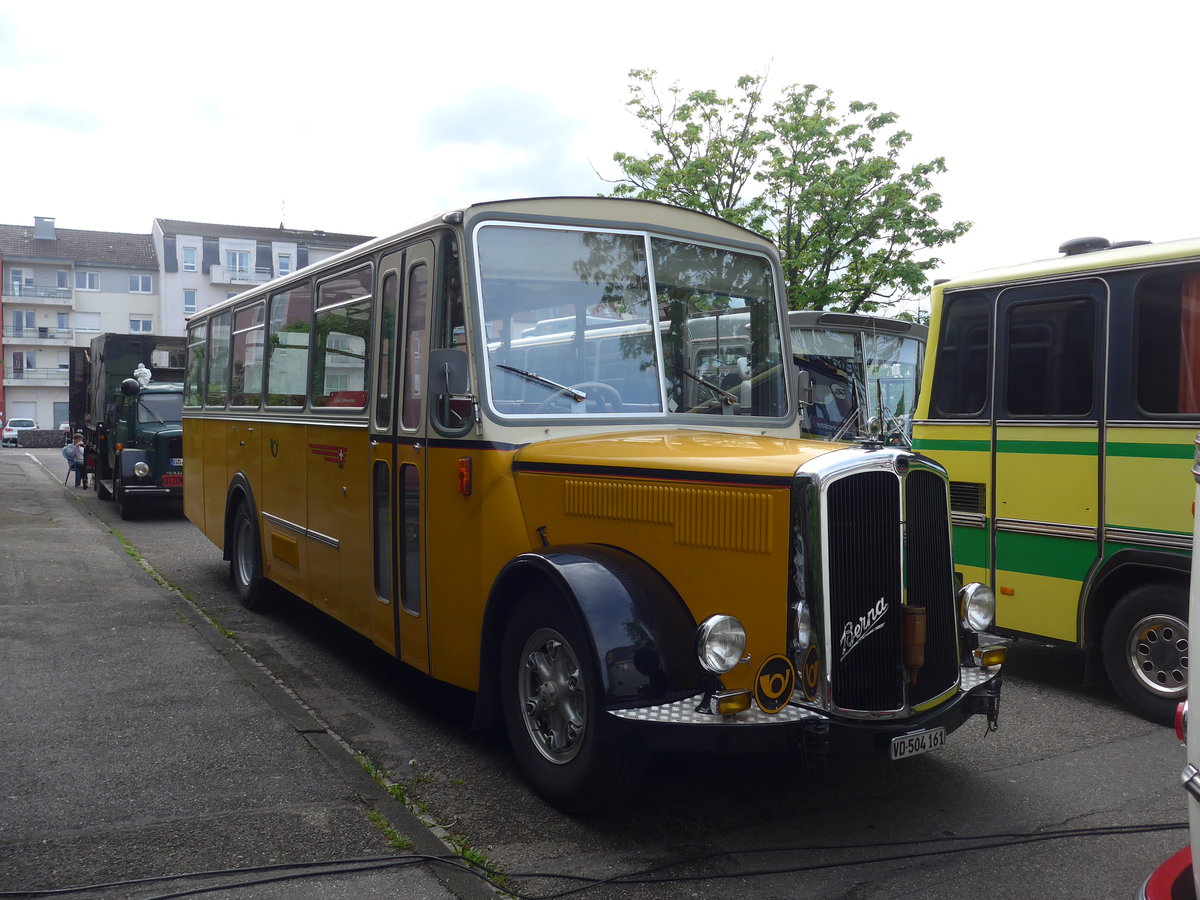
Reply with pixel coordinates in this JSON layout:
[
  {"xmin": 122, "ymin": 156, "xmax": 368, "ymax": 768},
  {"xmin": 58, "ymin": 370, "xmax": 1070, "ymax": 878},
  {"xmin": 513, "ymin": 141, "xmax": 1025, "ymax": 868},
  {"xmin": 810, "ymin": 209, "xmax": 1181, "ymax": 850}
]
[
  {"xmin": 696, "ymin": 615, "xmax": 746, "ymax": 674},
  {"xmin": 959, "ymin": 583, "xmax": 995, "ymax": 632},
  {"xmin": 793, "ymin": 600, "xmax": 813, "ymax": 649},
  {"xmin": 133, "ymin": 461, "xmax": 150, "ymax": 478}
]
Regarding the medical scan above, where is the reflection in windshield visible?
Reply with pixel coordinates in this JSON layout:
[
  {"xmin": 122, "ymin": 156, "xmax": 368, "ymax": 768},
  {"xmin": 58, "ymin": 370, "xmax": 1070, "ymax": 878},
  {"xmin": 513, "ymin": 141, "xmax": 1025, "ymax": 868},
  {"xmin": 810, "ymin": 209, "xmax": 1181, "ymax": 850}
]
[
  {"xmin": 137, "ymin": 392, "xmax": 184, "ymax": 425},
  {"xmin": 792, "ymin": 326, "xmax": 924, "ymax": 439},
  {"xmin": 477, "ymin": 224, "xmax": 787, "ymax": 419}
]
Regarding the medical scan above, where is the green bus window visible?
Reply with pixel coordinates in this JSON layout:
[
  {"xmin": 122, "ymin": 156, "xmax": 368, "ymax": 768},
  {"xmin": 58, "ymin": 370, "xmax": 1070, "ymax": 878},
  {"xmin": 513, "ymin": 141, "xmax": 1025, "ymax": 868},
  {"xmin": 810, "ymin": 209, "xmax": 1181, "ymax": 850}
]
[
  {"xmin": 1004, "ymin": 297, "xmax": 1095, "ymax": 417},
  {"xmin": 931, "ymin": 294, "xmax": 991, "ymax": 417},
  {"xmin": 1135, "ymin": 269, "xmax": 1200, "ymax": 414}
]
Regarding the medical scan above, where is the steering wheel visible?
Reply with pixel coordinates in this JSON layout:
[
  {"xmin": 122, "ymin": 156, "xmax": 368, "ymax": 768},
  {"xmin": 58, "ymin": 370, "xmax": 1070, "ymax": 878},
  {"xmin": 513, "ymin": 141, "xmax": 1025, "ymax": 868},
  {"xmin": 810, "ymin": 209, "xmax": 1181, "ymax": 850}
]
[{"xmin": 533, "ymin": 382, "xmax": 624, "ymax": 414}]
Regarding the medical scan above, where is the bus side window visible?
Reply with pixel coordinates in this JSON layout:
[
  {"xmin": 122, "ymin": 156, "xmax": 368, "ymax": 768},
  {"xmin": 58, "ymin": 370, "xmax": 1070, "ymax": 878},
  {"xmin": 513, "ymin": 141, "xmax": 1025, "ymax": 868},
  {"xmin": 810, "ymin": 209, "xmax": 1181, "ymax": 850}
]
[
  {"xmin": 206, "ymin": 311, "xmax": 232, "ymax": 408},
  {"xmin": 267, "ymin": 281, "xmax": 312, "ymax": 407},
  {"xmin": 931, "ymin": 294, "xmax": 990, "ymax": 417},
  {"xmin": 1135, "ymin": 268, "xmax": 1200, "ymax": 415}
]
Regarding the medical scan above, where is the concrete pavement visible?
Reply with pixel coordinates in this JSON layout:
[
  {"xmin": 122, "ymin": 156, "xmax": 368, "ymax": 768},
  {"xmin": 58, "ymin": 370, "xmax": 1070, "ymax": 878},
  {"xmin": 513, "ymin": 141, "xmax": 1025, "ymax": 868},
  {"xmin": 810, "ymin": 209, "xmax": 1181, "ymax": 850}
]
[{"xmin": 0, "ymin": 446, "xmax": 495, "ymax": 899}]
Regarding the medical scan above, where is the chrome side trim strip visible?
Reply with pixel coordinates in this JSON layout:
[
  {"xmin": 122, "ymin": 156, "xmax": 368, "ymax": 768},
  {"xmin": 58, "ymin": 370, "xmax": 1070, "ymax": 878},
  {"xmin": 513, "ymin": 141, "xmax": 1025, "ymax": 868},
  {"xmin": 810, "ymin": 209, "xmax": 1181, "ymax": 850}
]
[
  {"xmin": 994, "ymin": 518, "xmax": 1097, "ymax": 541},
  {"xmin": 261, "ymin": 511, "xmax": 340, "ymax": 549},
  {"xmin": 1105, "ymin": 527, "xmax": 1192, "ymax": 551},
  {"xmin": 952, "ymin": 512, "xmax": 987, "ymax": 529}
]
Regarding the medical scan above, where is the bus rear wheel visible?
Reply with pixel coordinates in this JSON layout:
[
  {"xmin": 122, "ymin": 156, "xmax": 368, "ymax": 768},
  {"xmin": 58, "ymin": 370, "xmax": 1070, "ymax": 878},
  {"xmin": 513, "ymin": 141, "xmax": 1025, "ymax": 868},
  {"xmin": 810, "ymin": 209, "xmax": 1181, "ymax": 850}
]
[
  {"xmin": 1102, "ymin": 583, "xmax": 1188, "ymax": 725},
  {"xmin": 230, "ymin": 502, "xmax": 269, "ymax": 611},
  {"xmin": 500, "ymin": 588, "xmax": 646, "ymax": 813}
]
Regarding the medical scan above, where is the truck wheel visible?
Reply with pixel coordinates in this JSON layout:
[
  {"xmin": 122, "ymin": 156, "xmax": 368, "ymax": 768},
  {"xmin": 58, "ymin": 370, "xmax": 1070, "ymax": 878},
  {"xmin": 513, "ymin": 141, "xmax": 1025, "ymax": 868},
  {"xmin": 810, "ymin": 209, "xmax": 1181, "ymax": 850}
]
[
  {"xmin": 115, "ymin": 474, "xmax": 139, "ymax": 520},
  {"xmin": 230, "ymin": 502, "xmax": 269, "ymax": 610},
  {"xmin": 1102, "ymin": 583, "xmax": 1188, "ymax": 725},
  {"xmin": 500, "ymin": 587, "xmax": 647, "ymax": 813}
]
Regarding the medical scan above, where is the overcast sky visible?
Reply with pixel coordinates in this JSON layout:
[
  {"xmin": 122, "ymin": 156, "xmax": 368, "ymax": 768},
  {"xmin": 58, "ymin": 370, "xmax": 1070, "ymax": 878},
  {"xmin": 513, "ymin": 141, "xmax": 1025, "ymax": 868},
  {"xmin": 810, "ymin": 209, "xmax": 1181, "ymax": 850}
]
[{"xmin": 2, "ymin": 0, "xmax": 1198, "ymax": 303}]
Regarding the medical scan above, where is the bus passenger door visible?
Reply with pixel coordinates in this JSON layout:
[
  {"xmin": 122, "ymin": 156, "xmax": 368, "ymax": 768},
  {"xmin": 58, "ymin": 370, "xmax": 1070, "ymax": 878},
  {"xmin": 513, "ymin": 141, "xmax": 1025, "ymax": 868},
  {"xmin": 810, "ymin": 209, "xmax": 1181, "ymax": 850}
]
[
  {"xmin": 992, "ymin": 281, "xmax": 1105, "ymax": 641},
  {"xmin": 370, "ymin": 242, "xmax": 434, "ymax": 673}
]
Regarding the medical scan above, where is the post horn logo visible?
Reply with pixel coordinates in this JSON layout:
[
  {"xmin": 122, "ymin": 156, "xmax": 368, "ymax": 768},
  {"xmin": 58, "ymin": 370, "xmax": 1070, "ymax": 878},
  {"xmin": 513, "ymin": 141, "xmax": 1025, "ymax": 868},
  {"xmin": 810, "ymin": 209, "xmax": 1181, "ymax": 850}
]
[{"xmin": 754, "ymin": 654, "xmax": 796, "ymax": 714}]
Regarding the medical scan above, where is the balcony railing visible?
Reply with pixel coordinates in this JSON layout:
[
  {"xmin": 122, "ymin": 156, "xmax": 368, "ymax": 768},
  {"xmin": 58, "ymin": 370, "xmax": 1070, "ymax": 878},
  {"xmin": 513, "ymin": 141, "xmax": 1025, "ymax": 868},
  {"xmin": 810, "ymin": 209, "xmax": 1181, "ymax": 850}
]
[
  {"xmin": 3, "ymin": 366, "xmax": 70, "ymax": 385},
  {"xmin": 210, "ymin": 265, "xmax": 272, "ymax": 286},
  {"xmin": 2, "ymin": 285, "xmax": 72, "ymax": 304},
  {"xmin": 3, "ymin": 327, "xmax": 75, "ymax": 343}
]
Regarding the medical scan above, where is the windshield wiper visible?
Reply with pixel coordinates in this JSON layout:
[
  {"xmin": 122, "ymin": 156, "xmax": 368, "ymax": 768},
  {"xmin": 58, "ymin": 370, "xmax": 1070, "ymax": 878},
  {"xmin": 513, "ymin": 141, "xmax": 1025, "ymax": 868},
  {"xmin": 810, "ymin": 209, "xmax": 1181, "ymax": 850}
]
[
  {"xmin": 496, "ymin": 364, "xmax": 587, "ymax": 402},
  {"xmin": 671, "ymin": 365, "xmax": 737, "ymax": 405},
  {"xmin": 138, "ymin": 399, "xmax": 166, "ymax": 424}
]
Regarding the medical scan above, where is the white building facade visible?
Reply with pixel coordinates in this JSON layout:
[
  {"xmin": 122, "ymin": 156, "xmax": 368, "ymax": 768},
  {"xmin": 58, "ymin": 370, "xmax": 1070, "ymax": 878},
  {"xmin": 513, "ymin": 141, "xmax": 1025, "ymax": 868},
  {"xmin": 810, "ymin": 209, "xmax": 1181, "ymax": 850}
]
[
  {"xmin": 153, "ymin": 219, "xmax": 372, "ymax": 336},
  {"xmin": 0, "ymin": 217, "xmax": 160, "ymax": 428}
]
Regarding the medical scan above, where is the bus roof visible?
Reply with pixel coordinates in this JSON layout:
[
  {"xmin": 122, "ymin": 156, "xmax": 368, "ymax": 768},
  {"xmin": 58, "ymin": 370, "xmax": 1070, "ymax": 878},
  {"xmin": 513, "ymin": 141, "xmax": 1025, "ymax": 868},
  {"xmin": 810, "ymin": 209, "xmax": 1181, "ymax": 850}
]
[{"xmin": 938, "ymin": 235, "xmax": 1200, "ymax": 292}]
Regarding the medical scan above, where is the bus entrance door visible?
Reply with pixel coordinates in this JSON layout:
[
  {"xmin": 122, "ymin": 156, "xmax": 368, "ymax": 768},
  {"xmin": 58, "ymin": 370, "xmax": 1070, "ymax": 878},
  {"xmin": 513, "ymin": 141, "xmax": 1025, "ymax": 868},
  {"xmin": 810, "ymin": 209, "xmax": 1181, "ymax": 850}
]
[
  {"xmin": 992, "ymin": 282, "xmax": 1104, "ymax": 641},
  {"xmin": 370, "ymin": 243, "xmax": 434, "ymax": 673}
]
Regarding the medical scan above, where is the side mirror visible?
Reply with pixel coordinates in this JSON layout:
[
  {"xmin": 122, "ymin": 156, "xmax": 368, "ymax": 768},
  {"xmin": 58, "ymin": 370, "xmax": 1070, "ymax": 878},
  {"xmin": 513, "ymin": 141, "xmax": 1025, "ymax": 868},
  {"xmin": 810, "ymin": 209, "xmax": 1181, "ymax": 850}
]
[
  {"xmin": 120, "ymin": 378, "xmax": 141, "ymax": 398},
  {"xmin": 795, "ymin": 367, "xmax": 813, "ymax": 409},
  {"xmin": 429, "ymin": 348, "xmax": 469, "ymax": 396}
]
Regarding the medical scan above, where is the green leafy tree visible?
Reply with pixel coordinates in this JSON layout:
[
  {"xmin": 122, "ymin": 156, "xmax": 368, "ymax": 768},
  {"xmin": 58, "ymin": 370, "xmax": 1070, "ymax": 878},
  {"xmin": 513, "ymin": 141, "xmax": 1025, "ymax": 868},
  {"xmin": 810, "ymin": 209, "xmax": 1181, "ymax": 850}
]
[{"xmin": 608, "ymin": 70, "xmax": 971, "ymax": 313}]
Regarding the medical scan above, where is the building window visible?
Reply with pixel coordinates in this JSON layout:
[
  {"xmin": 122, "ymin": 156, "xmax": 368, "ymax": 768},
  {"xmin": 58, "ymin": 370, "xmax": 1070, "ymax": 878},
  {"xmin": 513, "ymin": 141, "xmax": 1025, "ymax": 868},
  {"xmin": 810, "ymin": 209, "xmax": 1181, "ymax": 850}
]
[
  {"xmin": 75, "ymin": 312, "xmax": 101, "ymax": 332},
  {"xmin": 226, "ymin": 292, "xmax": 239, "ymax": 299},
  {"xmin": 75, "ymin": 271, "xmax": 99, "ymax": 291},
  {"xmin": 183, "ymin": 289, "xmax": 197, "ymax": 316},
  {"xmin": 130, "ymin": 318, "xmax": 152, "ymax": 333},
  {"xmin": 225, "ymin": 250, "xmax": 251, "ymax": 277},
  {"xmin": 57, "ymin": 270, "xmax": 68, "ymax": 289},
  {"xmin": 57, "ymin": 312, "xmax": 69, "ymax": 330},
  {"xmin": 129, "ymin": 274, "xmax": 152, "ymax": 293},
  {"xmin": 182, "ymin": 247, "xmax": 198, "ymax": 272},
  {"xmin": 278, "ymin": 254, "xmax": 292, "ymax": 277}
]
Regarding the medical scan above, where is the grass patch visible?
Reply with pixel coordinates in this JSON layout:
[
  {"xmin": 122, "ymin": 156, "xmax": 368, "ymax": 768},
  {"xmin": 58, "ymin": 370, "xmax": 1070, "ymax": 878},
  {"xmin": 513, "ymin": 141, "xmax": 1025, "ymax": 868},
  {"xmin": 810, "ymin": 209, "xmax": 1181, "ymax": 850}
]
[{"xmin": 365, "ymin": 808, "xmax": 414, "ymax": 851}]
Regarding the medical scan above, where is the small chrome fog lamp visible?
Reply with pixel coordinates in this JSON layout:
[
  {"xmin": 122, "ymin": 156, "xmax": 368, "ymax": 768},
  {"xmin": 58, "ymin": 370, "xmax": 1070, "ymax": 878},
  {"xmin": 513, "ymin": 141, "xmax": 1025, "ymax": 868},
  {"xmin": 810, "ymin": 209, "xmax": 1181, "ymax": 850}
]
[
  {"xmin": 793, "ymin": 601, "xmax": 813, "ymax": 649},
  {"xmin": 695, "ymin": 615, "xmax": 746, "ymax": 674},
  {"xmin": 959, "ymin": 582, "xmax": 995, "ymax": 632},
  {"xmin": 133, "ymin": 461, "xmax": 150, "ymax": 478}
]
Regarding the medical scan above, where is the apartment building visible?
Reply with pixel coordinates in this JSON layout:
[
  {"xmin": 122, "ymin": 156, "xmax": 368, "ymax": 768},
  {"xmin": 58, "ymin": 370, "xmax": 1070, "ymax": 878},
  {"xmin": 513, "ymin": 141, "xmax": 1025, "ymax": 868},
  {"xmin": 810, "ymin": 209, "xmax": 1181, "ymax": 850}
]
[
  {"xmin": 0, "ymin": 217, "xmax": 159, "ymax": 428},
  {"xmin": 152, "ymin": 219, "xmax": 372, "ymax": 335},
  {"xmin": 0, "ymin": 216, "xmax": 372, "ymax": 428}
]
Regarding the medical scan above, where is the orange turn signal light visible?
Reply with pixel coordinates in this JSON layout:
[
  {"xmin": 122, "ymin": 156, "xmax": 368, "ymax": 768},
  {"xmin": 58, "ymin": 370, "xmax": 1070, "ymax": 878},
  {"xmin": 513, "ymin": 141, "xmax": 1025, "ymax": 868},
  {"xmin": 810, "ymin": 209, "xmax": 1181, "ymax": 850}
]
[
  {"xmin": 714, "ymin": 691, "xmax": 752, "ymax": 715},
  {"xmin": 973, "ymin": 646, "xmax": 1007, "ymax": 668},
  {"xmin": 457, "ymin": 457, "xmax": 473, "ymax": 496}
]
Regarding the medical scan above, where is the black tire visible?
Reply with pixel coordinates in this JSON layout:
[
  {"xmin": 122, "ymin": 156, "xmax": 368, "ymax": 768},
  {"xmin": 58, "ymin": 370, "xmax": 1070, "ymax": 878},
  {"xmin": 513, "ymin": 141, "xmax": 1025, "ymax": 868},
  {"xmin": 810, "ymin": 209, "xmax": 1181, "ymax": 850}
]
[
  {"xmin": 115, "ymin": 473, "xmax": 138, "ymax": 520},
  {"xmin": 229, "ymin": 501, "xmax": 269, "ymax": 610},
  {"xmin": 1102, "ymin": 582, "xmax": 1188, "ymax": 725},
  {"xmin": 500, "ymin": 587, "xmax": 647, "ymax": 813}
]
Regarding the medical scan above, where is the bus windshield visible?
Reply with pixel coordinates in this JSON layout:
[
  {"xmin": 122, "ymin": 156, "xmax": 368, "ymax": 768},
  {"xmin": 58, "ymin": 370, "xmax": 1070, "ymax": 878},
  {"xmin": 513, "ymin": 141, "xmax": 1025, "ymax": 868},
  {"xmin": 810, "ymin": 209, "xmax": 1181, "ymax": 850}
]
[
  {"xmin": 792, "ymin": 321, "xmax": 924, "ymax": 439},
  {"xmin": 477, "ymin": 224, "xmax": 788, "ymax": 418}
]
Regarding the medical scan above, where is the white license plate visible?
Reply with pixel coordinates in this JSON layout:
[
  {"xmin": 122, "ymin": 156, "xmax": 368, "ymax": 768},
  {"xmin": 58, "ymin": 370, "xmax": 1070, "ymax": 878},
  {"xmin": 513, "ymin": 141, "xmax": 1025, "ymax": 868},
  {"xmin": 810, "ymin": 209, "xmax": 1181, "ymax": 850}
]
[
  {"xmin": 890, "ymin": 727, "xmax": 946, "ymax": 760},
  {"xmin": 169, "ymin": 457, "xmax": 183, "ymax": 467}
]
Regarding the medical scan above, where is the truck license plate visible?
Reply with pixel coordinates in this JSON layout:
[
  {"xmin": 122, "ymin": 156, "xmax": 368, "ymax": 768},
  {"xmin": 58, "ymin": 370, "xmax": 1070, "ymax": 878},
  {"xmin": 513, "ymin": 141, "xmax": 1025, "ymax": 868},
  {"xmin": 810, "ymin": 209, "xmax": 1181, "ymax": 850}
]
[
  {"xmin": 161, "ymin": 474, "xmax": 183, "ymax": 487},
  {"xmin": 890, "ymin": 727, "xmax": 945, "ymax": 760}
]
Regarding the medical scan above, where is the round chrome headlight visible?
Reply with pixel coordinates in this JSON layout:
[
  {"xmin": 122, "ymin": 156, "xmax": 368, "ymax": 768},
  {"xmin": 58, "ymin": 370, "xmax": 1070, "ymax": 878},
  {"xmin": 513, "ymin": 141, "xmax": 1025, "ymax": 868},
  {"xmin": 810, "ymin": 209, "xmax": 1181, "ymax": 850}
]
[
  {"xmin": 695, "ymin": 615, "xmax": 746, "ymax": 674},
  {"xmin": 133, "ymin": 461, "xmax": 150, "ymax": 478},
  {"xmin": 959, "ymin": 582, "xmax": 996, "ymax": 632}
]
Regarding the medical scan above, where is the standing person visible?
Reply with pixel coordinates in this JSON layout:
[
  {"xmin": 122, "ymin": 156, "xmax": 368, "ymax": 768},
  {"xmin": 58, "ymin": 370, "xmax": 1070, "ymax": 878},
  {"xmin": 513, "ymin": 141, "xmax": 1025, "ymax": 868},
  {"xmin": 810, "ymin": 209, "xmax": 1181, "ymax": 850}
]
[{"xmin": 70, "ymin": 433, "xmax": 87, "ymax": 488}]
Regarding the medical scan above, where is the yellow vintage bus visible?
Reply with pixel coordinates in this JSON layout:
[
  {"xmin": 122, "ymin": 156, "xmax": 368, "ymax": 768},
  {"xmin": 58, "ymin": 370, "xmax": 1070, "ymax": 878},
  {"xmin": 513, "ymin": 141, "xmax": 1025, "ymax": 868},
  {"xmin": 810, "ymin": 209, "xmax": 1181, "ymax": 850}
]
[
  {"xmin": 183, "ymin": 197, "xmax": 1003, "ymax": 811},
  {"xmin": 913, "ymin": 235, "xmax": 1199, "ymax": 723}
]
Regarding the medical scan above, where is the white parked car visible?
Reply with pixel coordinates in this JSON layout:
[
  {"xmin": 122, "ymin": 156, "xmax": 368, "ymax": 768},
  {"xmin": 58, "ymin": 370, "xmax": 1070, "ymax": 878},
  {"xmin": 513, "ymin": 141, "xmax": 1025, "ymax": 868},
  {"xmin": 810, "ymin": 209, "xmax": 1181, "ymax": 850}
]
[{"xmin": 1, "ymin": 418, "xmax": 38, "ymax": 447}]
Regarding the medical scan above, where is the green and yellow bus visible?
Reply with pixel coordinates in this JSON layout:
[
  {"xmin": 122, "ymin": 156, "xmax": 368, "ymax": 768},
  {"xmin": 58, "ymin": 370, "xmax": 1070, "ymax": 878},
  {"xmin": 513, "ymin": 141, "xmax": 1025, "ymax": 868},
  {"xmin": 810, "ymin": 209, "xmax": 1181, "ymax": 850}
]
[
  {"xmin": 183, "ymin": 197, "xmax": 1004, "ymax": 811},
  {"xmin": 913, "ymin": 235, "xmax": 1198, "ymax": 722}
]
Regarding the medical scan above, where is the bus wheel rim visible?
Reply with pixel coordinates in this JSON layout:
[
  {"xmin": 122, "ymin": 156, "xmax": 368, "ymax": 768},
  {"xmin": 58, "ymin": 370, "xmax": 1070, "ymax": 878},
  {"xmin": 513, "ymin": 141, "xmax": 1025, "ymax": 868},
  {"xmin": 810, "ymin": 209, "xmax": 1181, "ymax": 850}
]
[
  {"xmin": 1126, "ymin": 614, "xmax": 1189, "ymax": 698},
  {"xmin": 517, "ymin": 627, "xmax": 586, "ymax": 765}
]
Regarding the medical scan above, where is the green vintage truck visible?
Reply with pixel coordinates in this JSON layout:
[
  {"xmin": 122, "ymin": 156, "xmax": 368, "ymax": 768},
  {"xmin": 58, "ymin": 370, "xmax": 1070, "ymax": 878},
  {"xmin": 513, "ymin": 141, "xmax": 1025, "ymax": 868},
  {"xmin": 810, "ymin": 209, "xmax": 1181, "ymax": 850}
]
[{"xmin": 69, "ymin": 333, "xmax": 186, "ymax": 519}]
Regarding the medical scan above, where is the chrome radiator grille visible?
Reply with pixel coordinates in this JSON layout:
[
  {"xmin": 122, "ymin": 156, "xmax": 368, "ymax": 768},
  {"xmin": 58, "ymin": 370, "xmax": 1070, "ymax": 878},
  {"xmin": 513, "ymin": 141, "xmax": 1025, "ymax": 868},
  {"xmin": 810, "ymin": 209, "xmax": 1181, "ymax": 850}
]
[
  {"xmin": 827, "ymin": 471, "xmax": 904, "ymax": 712},
  {"xmin": 821, "ymin": 462, "xmax": 959, "ymax": 714}
]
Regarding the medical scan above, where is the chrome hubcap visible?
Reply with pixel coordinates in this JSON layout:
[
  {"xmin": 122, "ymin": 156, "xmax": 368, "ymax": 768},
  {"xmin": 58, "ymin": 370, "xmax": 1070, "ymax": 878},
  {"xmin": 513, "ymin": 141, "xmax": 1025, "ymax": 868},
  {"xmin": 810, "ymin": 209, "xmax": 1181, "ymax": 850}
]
[
  {"xmin": 517, "ymin": 628, "xmax": 586, "ymax": 764},
  {"xmin": 1127, "ymin": 614, "xmax": 1189, "ymax": 698}
]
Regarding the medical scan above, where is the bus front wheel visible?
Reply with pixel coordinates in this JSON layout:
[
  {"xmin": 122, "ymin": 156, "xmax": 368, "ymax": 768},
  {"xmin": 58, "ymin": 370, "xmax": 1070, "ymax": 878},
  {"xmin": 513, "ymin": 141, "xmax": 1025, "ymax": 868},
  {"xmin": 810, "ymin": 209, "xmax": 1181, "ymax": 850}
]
[
  {"xmin": 230, "ymin": 502, "xmax": 268, "ymax": 611},
  {"xmin": 1102, "ymin": 583, "xmax": 1188, "ymax": 725},
  {"xmin": 500, "ymin": 588, "xmax": 646, "ymax": 813}
]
